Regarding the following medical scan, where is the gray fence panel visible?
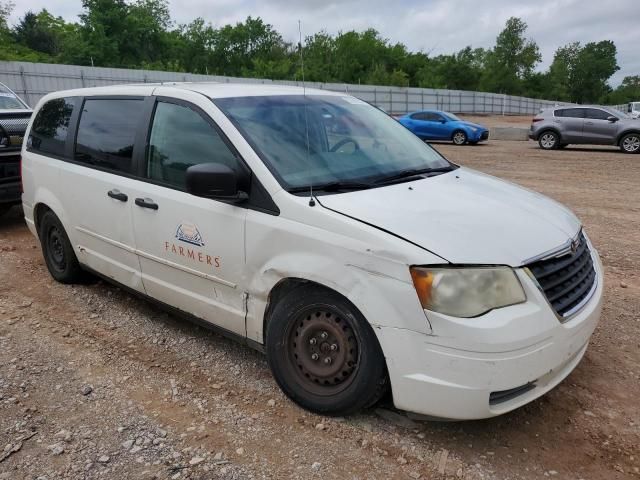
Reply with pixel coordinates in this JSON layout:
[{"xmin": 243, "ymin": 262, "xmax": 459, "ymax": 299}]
[{"xmin": 0, "ymin": 61, "xmax": 574, "ymax": 115}]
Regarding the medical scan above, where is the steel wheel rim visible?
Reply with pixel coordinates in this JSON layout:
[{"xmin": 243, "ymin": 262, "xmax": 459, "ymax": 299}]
[
  {"xmin": 541, "ymin": 133, "xmax": 556, "ymax": 148},
  {"xmin": 47, "ymin": 226, "xmax": 66, "ymax": 272},
  {"xmin": 453, "ymin": 132, "xmax": 466, "ymax": 144},
  {"xmin": 623, "ymin": 136, "xmax": 640, "ymax": 152},
  {"xmin": 286, "ymin": 307, "xmax": 359, "ymax": 396}
]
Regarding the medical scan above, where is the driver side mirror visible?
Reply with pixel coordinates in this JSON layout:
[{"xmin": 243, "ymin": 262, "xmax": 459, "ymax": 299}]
[
  {"xmin": 185, "ymin": 163, "xmax": 248, "ymax": 203},
  {"xmin": 607, "ymin": 116, "xmax": 619, "ymax": 123}
]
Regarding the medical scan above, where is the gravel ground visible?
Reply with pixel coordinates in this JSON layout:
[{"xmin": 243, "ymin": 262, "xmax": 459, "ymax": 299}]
[{"xmin": 1, "ymin": 138, "xmax": 639, "ymax": 480}]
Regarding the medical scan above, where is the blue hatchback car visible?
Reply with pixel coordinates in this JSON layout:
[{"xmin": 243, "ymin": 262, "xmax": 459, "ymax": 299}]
[{"xmin": 398, "ymin": 110, "xmax": 489, "ymax": 145}]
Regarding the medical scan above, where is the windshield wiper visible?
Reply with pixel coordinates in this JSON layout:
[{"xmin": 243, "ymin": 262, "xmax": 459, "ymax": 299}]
[
  {"xmin": 373, "ymin": 165, "xmax": 457, "ymax": 185},
  {"xmin": 288, "ymin": 180, "xmax": 373, "ymax": 194}
]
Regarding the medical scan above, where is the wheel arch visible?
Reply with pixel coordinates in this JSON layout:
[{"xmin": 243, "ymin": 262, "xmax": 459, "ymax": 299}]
[
  {"xmin": 616, "ymin": 129, "xmax": 640, "ymax": 145},
  {"xmin": 538, "ymin": 127, "xmax": 562, "ymax": 140},
  {"xmin": 262, "ymin": 277, "xmax": 348, "ymax": 344},
  {"xmin": 451, "ymin": 128, "xmax": 467, "ymax": 139},
  {"xmin": 244, "ymin": 253, "xmax": 432, "ymax": 347}
]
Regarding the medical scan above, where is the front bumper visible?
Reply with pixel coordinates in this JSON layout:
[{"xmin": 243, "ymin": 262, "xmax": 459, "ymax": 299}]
[
  {"xmin": 378, "ymin": 247, "xmax": 604, "ymax": 420},
  {"xmin": 470, "ymin": 130, "xmax": 489, "ymax": 142}
]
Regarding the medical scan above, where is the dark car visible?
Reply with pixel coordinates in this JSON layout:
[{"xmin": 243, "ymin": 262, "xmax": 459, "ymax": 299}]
[
  {"xmin": 398, "ymin": 110, "xmax": 489, "ymax": 145},
  {"xmin": 529, "ymin": 106, "xmax": 640, "ymax": 153},
  {"xmin": 0, "ymin": 83, "xmax": 32, "ymax": 216}
]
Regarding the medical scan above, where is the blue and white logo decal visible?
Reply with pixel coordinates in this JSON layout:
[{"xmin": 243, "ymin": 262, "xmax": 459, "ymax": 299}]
[{"xmin": 175, "ymin": 222, "xmax": 205, "ymax": 247}]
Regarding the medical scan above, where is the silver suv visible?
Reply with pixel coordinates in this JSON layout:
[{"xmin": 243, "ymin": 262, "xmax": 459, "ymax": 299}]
[{"xmin": 529, "ymin": 106, "xmax": 640, "ymax": 154}]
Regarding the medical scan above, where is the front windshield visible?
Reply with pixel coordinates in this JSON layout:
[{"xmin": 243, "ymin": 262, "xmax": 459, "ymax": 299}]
[
  {"xmin": 443, "ymin": 112, "xmax": 462, "ymax": 121},
  {"xmin": 0, "ymin": 93, "xmax": 26, "ymax": 110},
  {"xmin": 214, "ymin": 95, "xmax": 452, "ymax": 190}
]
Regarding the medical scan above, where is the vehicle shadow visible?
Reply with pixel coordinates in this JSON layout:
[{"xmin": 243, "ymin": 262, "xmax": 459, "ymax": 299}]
[{"xmin": 0, "ymin": 205, "xmax": 26, "ymax": 234}]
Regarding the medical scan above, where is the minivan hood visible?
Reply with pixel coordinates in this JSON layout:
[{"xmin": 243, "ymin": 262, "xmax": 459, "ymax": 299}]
[{"xmin": 317, "ymin": 168, "xmax": 581, "ymax": 266}]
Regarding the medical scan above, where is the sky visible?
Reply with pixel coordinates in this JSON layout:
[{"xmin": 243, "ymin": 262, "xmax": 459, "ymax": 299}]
[{"xmin": 9, "ymin": 0, "xmax": 640, "ymax": 86}]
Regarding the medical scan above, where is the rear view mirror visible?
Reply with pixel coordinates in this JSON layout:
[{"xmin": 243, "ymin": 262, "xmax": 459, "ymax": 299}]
[
  {"xmin": 185, "ymin": 163, "xmax": 248, "ymax": 203},
  {"xmin": 607, "ymin": 116, "xmax": 619, "ymax": 123}
]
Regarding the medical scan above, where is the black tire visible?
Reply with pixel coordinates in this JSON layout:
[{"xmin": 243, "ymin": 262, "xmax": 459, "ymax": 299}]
[
  {"xmin": 452, "ymin": 130, "xmax": 467, "ymax": 145},
  {"xmin": 619, "ymin": 133, "xmax": 640, "ymax": 154},
  {"xmin": 266, "ymin": 285, "xmax": 388, "ymax": 416},
  {"xmin": 39, "ymin": 210, "xmax": 85, "ymax": 283},
  {"xmin": 538, "ymin": 130, "xmax": 559, "ymax": 150}
]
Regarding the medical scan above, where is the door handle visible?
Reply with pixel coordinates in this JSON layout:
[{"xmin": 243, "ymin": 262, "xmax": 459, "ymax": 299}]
[
  {"xmin": 107, "ymin": 189, "xmax": 128, "ymax": 202},
  {"xmin": 585, "ymin": 121, "xmax": 594, "ymax": 125},
  {"xmin": 135, "ymin": 197, "xmax": 159, "ymax": 210}
]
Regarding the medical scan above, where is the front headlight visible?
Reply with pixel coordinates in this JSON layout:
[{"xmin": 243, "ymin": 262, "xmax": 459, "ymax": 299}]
[{"xmin": 410, "ymin": 266, "xmax": 526, "ymax": 318}]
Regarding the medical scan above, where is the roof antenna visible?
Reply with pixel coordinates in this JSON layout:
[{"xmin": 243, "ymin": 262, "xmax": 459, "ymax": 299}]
[{"xmin": 298, "ymin": 20, "xmax": 315, "ymax": 207}]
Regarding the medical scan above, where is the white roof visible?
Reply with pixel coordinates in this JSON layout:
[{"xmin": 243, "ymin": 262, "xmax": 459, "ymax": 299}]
[{"xmin": 39, "ymin": 82, "xmax": 344, "ymax": 103}]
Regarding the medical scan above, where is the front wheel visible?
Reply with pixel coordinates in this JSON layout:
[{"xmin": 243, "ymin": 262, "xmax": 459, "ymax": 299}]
[
  {"xmin": 538, "ymin": 131, "xmax": 559, "ymax": 150},
  {"xmin": 266, "ymin": 285, "xmax": 388, "ymax": 416},
  {"xmin": 452, "ymin": 131, "xmax": 467, "ymax": 145},
  {"xmin": 620, "ymin": 133, "xmax": 640, "ymax": 154}
]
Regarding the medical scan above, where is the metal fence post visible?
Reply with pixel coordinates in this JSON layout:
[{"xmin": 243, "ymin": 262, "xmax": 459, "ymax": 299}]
[
  {"xmin": 405, "ymin": 89, "xmax": 409, "ymax": 114},
  {"xmin": 19, "ymin": 66, "xmax": 31, "ymax": 107}
]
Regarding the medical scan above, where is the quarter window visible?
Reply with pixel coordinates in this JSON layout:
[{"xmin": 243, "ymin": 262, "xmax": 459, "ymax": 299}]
[
  {"xmin": 74, "ymin": 98, "xmax": 144, "ymax": 174},
  {"xmin": 147, "ymin": 101, "xmax": 239, "ymax": 189},
  {"xmin": 29, "ymin": 97, "xmax": 75, "ymax": 157}
]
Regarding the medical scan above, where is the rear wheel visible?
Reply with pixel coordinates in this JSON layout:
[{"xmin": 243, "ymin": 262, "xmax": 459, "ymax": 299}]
[
  {"xmin": 620, "ymin": 133, "xmax": 640, "ymax": 154},
  {"xmin": 39, "ymin": 210, "xmax": 85, "ymax": 283},
  {"xmin": 538, "ymin": 131, "xmax": 559, "ymax": 150},
  {"xmin": 266, "ymin": 285, "xmax": 388, "ymax": 415},
  {"xmin": 452, "ymin": 130, "xmax": 467, "ymax": 145}
]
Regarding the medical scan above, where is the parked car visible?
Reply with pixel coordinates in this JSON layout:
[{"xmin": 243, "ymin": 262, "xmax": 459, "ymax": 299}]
[
  {"xmin": 398, "ymin": 109, "xmax": 489, "ymax": 145},
  {"xmin": 530, "ymin": 105, "xmax": 640, "ymax": 153},
  {"xmin": 0, "ymin": 82, "xmax": 32, "ymax": 216},
  {"xmin": 22, "ymin": 84, "xmax": 602, "ymax": 420},
  {"xmin": 628, "ymin": 101, "xmax": 640, "ymax": 119}
]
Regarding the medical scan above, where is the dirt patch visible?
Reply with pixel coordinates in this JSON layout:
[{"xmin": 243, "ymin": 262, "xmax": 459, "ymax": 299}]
[{"xmin": 1, "ymin": 139, "xmax": 639, "ymax": 479}]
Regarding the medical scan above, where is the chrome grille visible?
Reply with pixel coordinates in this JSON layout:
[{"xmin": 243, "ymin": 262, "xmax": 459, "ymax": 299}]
[
  {"xmin": 527, "ymin": 232, "xmax": 596, "ymax": 318},
  {"xmin": 0, "ymin": 116, "xmax": 30, "ymax": 135}
]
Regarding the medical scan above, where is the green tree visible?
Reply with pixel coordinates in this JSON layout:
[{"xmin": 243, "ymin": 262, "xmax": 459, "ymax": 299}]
[
  {"xmin": 605, "ymin": 75, "xmax": 640, "ymax": 105},
  {"xmin": 546, "ymin": 42, "xmax": 581, "ymax": 101},
  {"xmin": 570, "ymin": 40, "xmax": 619, "ymax": 103},
  {"xmin": 481, "ymin": 17, "xmax": 541, "ymax": 94}
]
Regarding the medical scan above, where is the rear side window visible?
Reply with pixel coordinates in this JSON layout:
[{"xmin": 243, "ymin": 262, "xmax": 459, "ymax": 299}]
[
  {"xmin": 555, "ymin": 108, "xmax": 585, "ymax": 119},
  {"xmin": 410, "ymin": 112, "xmax": 428, "ymax": 121},
  {"xmin": 74, "ymin": 98, "xmax": 144, "ymax": 174},
  {"xmin": 29, "ymin": 97, "xmax": 75, "ymax": 157},
  {"xmin": 146, "ymin": 101, "xmax": 239, "ymax": 189}
]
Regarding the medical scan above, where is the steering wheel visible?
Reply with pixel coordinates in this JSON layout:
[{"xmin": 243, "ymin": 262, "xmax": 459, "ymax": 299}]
[{"xmin": 330, "ymin": 138, "xmax": 360, "ymax": 153}]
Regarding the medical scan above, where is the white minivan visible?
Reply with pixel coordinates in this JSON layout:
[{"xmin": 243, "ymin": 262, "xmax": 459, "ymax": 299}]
[{"xmin": 21, "ymin": 84, "xmax": 603, "ymax": 420}]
